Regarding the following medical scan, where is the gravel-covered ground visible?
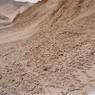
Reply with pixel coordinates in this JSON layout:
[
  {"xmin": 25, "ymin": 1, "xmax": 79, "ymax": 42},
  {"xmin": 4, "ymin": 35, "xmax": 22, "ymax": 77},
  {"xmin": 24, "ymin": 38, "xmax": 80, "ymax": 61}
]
[{"xmin": 0, "ymin": 0, "xmax": 95, "ymax": 95}]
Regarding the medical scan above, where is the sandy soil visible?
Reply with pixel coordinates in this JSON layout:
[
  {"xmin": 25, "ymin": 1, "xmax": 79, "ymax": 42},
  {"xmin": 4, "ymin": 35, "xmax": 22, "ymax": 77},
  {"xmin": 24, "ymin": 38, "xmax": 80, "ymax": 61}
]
[{"xmin": 0, "ymin": 0, "xmax": 95, "ymax": 95}]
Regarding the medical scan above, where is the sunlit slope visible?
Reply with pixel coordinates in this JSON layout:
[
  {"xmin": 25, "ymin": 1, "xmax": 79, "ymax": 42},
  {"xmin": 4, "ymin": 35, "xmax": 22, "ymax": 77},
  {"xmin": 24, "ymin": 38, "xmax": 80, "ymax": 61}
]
[
  {"xmin": 0, "ymin": 0, "xmax": 57, "ymax": 44},
  {"xmin": 0, "ymin": 0, "xmax": 95, "ymax": 44}
]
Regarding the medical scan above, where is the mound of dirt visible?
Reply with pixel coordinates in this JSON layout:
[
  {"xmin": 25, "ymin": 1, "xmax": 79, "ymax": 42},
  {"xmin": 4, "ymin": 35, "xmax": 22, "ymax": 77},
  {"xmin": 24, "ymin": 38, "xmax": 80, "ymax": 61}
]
[{"xmin": 0, "ymin": 0, "xmax": 95, "ymax": 95}]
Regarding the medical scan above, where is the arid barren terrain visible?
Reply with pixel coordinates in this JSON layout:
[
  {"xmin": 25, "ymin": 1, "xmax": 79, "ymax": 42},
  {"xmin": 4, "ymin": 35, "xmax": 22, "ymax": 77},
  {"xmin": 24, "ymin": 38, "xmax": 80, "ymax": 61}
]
[{"xmin": 0, "ymin": 0, "xmax": 95, "ymax": 95}]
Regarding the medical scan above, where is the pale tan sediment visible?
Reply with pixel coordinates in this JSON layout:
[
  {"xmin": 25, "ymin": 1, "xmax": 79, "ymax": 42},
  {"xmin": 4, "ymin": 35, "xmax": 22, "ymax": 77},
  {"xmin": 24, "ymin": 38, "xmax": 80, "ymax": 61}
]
[{"xmin": 0, "ymin": 0, "xmax": 95, "ymax": 95}]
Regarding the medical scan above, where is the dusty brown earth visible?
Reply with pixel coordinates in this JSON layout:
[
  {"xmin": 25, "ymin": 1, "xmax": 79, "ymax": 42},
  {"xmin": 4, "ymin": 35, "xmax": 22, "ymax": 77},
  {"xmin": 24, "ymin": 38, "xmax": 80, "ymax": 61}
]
[{"xmin": 0, "ymin": 0, "xmax": 95, "ymax": 95}]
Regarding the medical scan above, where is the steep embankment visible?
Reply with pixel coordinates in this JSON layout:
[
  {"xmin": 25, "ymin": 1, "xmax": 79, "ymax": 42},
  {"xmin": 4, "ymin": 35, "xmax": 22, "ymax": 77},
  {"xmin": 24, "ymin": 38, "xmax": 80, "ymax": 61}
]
[
  {"xmin": 0, "ymin": 0, "xmax": 95, "ymax": 95},
  {"xmin": 0, "ymin": 0, "xmax": 95, "ymax": 44},
  {"xmin": 0, "ymin": 0, "xmax": 57, "ymax": 44}
]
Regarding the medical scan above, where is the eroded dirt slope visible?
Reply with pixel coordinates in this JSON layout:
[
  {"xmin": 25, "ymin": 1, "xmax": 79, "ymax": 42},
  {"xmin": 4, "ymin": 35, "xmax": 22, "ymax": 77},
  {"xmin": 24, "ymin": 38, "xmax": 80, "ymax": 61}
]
[{"xmin": 0, "ymin": 0, "xmax": 95, "ymax": 95}]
